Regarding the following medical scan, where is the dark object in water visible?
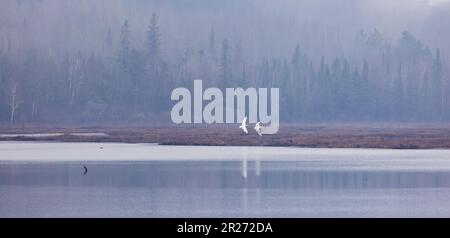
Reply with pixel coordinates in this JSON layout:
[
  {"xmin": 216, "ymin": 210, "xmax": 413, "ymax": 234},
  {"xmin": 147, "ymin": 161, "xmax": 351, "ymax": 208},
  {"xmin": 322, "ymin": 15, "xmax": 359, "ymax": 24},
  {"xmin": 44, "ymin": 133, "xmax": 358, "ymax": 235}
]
[{"xmin": 83, "ymin": 165, "xmax": 88, "ymax": 176}]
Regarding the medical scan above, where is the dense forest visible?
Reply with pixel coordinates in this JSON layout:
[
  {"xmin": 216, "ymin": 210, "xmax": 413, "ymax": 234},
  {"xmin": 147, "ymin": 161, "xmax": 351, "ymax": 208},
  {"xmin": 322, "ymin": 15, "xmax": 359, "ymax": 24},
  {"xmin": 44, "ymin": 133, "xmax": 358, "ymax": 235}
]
[{"xmin": 0, "ymin": 0, "xmax": 449, "ymax": 124}]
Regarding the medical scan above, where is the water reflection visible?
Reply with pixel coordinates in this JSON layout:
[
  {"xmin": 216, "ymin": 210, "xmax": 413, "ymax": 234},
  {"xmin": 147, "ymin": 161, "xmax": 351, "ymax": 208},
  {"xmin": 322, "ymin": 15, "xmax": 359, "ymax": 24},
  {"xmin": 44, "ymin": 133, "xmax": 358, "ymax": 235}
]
[
  {"xmin": 1, "ymin": 161, "xmax": 450, "ymax": 189},
  {"xmin": 241, "ymin": 147, "xmax": 261, "ymax": 179},
  {"xmin": 3, "ymin": 159, "xmax": 450, "ymax": 217}
]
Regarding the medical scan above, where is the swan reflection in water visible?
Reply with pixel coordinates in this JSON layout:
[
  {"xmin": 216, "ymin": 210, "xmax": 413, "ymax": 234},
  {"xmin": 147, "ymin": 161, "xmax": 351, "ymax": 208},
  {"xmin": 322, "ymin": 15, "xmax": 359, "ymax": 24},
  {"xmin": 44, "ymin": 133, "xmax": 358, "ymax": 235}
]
[{"xmin": 241, "ymin": 147, "xmax": 262, "ymax": 179}]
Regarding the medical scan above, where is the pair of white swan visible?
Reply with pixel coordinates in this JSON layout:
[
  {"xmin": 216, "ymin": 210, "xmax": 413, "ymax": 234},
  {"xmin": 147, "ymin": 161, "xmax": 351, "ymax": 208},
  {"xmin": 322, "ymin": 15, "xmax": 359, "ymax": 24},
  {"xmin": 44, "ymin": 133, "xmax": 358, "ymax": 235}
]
[{"xmin": 239, "ymin": 117, "xmax": 263, "ymax": 136}]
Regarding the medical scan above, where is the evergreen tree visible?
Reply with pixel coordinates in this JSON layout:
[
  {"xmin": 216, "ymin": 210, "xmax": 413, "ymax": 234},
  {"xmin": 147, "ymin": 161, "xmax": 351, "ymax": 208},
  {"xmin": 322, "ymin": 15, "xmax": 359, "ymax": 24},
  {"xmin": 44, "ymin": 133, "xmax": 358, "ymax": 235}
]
[
  {"xmin": 292, "ymin": 45, "xmax": 301, "ymax": 66},
  {"xmin": 431, "ymin": 48, "xmax": 443, "ymax": 118},
  {"xmin": 237, "ymin": 66, "xmax": 247, "ymax": 88},
  {"xmin": 280, "ymin": 60, "xmax": 292, "ymax": 121},
  {"xmin": 106, "ymin": 28, "xmax": 113, "ymax": 51},
  {"xmin": 360, "ymin": 59, "xmax": 371, "ymax": 119},
  {"xmin": 208, "ymin": 27, "xmax": 217, "ymax": 63},
  {"xmin": 330, "ymin": 58, "xmax": 342, "ymax": 120},
  {"xmin": 219, "ymin": 38, "xmax": 231, "ymax": 89},
  {"xmin": 145, "ymin": 13, "xmax": 165, "ymax": 112},
  {"xmin": 117, "ymin": 20, "xmax": 130, "ymax": 71},
  {"xmin": 420, "ymin": 71, "xmax": 432, "ymax": 120},
  {"xmin": 128, "ymin": 49, "xmax": 146, "ymax": 113},
  {"xmin": 103, "ymin": 28, "xmax": 114, "ymax": 64},
  {"xmin": 349, "ymin": 67, "xmax": 361, "ymax": 120},
  {"xmin": 313, "ymin": 56, "xmax": 330, "ymax": 120},
  {"xmin": 291, "ymin": 45, "xmax": 306, "ymax": 120},
  {"xmin": 146, "ymin": 13, "xmax": 161, "ymax": 75},
  {"xmin": 336, "ymin": 60, "xmax": 351, "ymax": 120},
  {"xmin": 233, "ymin": 40, "xmax": 243, "ymax": 86},
  {"xmin": 392, "ymin": 64, "xmax": 404, "ymax": 120}
]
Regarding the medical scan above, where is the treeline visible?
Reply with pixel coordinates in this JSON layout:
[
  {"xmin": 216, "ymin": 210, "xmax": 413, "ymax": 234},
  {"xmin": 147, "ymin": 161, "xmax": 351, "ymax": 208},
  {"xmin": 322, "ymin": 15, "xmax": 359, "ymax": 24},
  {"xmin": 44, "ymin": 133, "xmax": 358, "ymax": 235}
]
[{"xmin": 0, "ymin": 15, "xmax": 448, "ymax": 124}]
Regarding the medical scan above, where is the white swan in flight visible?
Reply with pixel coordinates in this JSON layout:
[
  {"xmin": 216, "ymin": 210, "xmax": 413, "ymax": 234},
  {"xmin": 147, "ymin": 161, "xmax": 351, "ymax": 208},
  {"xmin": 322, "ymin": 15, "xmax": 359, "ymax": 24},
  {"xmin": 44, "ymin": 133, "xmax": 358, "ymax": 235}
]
[
  {"xmin": 254, "ymin": 122, "xmax": 262, "ymax": 136},
  {"xmin": 239, "ymin": 117, "xmax": 248, "ymax": 134}
]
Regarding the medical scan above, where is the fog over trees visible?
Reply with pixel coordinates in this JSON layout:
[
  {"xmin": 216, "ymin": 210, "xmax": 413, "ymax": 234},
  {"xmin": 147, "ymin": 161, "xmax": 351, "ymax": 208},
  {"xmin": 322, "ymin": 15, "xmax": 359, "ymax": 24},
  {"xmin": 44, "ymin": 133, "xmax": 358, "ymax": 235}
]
[{"xmin": 1, "ymin": 0, "xmax": 450, "ymax": 124}]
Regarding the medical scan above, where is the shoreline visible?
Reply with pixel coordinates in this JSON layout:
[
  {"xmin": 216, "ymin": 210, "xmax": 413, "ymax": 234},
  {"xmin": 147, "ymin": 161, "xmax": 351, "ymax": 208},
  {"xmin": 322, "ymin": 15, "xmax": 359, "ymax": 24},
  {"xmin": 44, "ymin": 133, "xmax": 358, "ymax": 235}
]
[
  {"xmin": 2, "ymin": 124, "xmax": 450, "ymax": 149},
  {"xmin": 2, "ymin": 141, "xmax": 450, "ymax": 164}
]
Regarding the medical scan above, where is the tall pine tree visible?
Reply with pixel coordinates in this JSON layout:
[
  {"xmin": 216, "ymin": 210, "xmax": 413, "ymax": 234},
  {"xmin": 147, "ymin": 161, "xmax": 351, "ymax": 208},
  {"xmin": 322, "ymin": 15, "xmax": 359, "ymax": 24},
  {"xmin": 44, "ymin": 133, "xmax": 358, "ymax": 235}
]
[{"xmin": 219, "ymin": 38, "xmax": 231, "ymax": 89}]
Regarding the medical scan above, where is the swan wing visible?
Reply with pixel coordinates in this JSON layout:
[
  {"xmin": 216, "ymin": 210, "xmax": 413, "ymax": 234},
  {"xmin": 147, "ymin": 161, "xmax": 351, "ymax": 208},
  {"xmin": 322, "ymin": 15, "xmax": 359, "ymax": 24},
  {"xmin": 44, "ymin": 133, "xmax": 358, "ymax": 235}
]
[{"xmin": 242, "ymin": 117, "xmax": 247, "ymax": 125}]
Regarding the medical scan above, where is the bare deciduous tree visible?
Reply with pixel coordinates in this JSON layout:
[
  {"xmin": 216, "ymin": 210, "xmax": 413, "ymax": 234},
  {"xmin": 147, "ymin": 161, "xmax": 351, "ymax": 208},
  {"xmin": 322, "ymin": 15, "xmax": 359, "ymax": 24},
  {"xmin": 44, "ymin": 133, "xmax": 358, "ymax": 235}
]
[
  {"xmin": 67, "ymin": 55, "xmax": 84, "ymax": 105},
  {"xmin": 10, "ymin": 83, "xmax": 22, "ymax": 123}
]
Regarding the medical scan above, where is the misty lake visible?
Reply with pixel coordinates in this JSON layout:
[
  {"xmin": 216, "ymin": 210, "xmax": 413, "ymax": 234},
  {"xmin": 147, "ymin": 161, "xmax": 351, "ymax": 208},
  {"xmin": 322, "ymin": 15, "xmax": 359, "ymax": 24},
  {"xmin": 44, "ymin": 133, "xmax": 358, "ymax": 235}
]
[{"xmin": 1, "ymin": 142, "xmax": 450, "ymax": 217}]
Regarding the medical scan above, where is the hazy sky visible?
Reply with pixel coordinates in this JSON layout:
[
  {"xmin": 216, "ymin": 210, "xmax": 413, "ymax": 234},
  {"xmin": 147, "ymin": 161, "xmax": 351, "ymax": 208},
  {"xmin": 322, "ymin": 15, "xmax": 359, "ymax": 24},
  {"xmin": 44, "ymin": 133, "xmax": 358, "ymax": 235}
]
[{"xmin": 1, "ymin": 0, "xmax": 449, "ymax": 62}]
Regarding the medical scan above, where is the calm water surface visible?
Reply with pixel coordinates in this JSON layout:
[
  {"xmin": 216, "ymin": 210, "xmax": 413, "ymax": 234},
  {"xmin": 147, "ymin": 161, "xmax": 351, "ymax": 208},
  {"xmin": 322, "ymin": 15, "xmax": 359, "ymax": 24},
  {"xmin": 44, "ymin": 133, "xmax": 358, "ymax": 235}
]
[{"xmin": 1, "ymin": 142, "xmax": 450, "ymax": 217}]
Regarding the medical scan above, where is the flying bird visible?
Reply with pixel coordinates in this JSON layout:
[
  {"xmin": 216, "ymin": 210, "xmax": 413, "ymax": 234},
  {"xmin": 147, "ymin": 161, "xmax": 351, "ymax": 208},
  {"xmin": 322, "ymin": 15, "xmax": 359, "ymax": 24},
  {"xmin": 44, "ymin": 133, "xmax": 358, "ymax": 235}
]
[
  {"xmin": 239, "ymin": 117, "xmax": 248, "ymax": 134},
  {"xmin": 83, "ymin": 165, "xmax": 88, "ymax": 176},
  {"xmin": 254, "ymin": 122, "xmax": 262, "ymax": 136}
]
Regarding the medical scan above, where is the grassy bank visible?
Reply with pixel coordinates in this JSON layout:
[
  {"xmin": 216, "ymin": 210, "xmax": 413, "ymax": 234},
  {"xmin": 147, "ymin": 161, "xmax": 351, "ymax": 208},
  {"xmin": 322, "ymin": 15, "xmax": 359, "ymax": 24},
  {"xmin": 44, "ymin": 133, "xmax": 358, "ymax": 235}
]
[{"xmin": 1, "ymin": 124, "xmax": 450, "ymax": 149}]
